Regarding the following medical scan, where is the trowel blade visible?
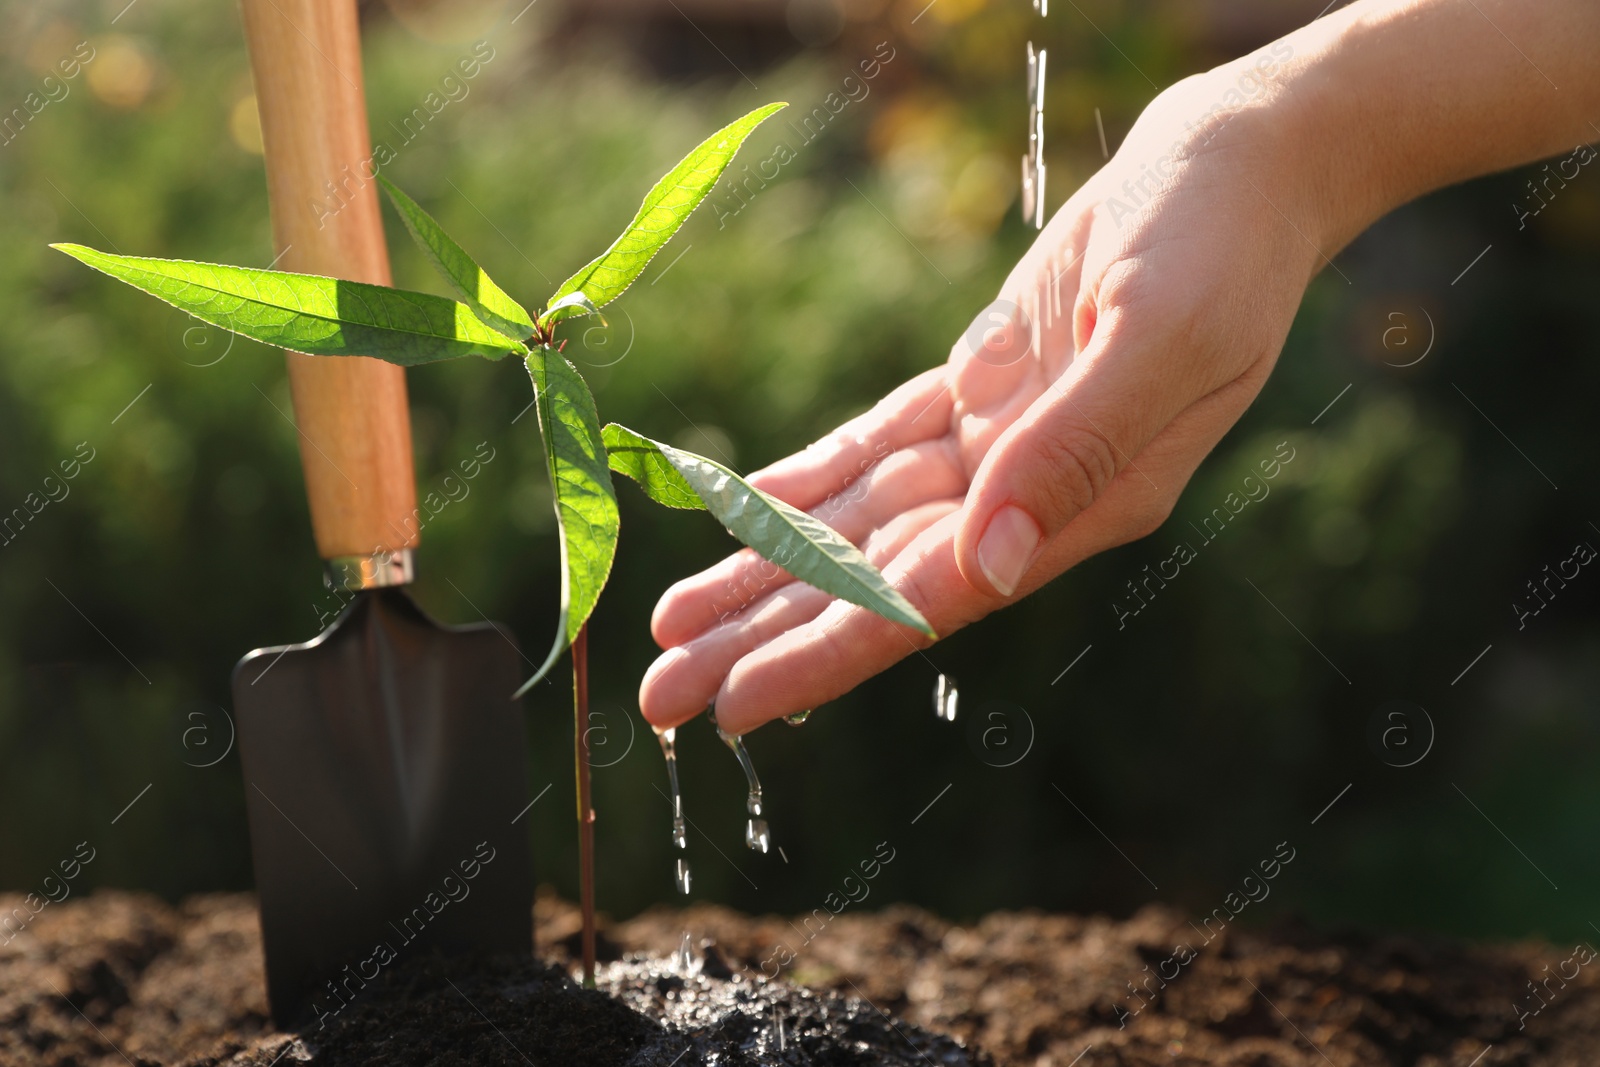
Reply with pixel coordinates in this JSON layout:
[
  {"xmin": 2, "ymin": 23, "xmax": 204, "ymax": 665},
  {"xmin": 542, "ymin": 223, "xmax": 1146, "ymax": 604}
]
[{"xmin": 232, "ymin": 587, "xmax": 533, "ymax": 1027}]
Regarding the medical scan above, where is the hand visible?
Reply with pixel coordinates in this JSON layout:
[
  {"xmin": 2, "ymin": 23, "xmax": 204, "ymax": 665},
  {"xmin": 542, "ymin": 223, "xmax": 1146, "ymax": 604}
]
[
  {"xmin": 640, "ymin": 59, "xmax": 1324, "ymax": 734},
  {"xmin": 639, "ymin": 0, "xmax": 1600, "ymax": 735}
]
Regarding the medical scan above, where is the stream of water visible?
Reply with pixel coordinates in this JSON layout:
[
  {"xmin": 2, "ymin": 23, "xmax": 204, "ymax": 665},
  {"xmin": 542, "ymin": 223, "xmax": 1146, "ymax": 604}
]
[
  {"xmin": 710, "ymin": 708, "xmax": 771, "ymax": 854},
  {"xmin": 657, "ymin": 726, "xmax": 692, "ymax": 894},
  {"xmin": 657, "ymin": 725, "xmax": 697, "ymax": 975},
  {"xmin": 659, "ymin": 708, "xmax": 778, "ymax": 979}
]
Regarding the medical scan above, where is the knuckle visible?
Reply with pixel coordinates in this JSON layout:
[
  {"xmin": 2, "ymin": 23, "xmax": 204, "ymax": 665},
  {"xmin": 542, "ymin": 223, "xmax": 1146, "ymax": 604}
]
[
  {"xmin": 1098, "ymin": 261, "xmax": 1205, "ymax": 346},
  {"xmin": 895, "ymin": 570, "xmax": 936, "ymax": 630},
  {"xmin": 1027, "ymin": 425, "xmax": 1119, "ymax": 524}
]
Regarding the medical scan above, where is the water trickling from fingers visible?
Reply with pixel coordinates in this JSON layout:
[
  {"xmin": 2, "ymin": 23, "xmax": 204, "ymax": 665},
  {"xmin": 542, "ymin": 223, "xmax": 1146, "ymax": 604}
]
[
  {"xmin": 658, "ymin": 726, "xmax": 697, "ymax": 974},
  {"xmin": 710, "ymin": 708, "xmax": 771, "ymax": 854},
  {"xmin": 658, "ymin": 727, "xmax": 689, "ymax": 858}
]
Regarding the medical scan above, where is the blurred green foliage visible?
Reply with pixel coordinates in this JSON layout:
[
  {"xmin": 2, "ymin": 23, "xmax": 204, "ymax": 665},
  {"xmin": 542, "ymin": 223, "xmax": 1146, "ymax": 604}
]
[{"xmin": 2, "ymin": 0, "xmax": 1598, "ymax": 948}]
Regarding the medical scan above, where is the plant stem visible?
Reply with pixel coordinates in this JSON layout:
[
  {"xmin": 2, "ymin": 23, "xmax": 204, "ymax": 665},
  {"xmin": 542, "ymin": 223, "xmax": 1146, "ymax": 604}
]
[{"xmin": 573, "ymin": 622, "xmax": 597, "ymax": 988}]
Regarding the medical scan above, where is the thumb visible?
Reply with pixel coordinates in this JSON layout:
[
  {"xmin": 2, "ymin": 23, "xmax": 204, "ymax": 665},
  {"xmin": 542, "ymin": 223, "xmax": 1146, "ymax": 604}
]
[{"xmin": 954, "ymin": 304, "xmax": 1201, "ymax": 597}]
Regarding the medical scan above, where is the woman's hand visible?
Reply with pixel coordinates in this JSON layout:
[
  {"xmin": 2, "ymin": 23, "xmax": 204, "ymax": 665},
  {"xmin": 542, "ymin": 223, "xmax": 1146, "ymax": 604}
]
[
  {"xmin": 638, "ymin": 0, "xmax": 1600, "ymax": 735},
  {"xmin": 640, "ymin": 57, "xmax": 1324, "ymax": 733}
]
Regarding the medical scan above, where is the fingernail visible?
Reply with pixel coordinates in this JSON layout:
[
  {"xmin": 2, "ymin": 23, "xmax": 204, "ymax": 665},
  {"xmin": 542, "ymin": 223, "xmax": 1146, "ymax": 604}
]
[
  {"xmin": 977, "ymin": 505, "xmax": 1042, "ymax": 597},
  {"xmin": 640, "ymin": 647, "xmax": 690, "ymax": 721},
  {"xmin": 647, "ymin": 646, "xmax": 689, "ymax": 679}
]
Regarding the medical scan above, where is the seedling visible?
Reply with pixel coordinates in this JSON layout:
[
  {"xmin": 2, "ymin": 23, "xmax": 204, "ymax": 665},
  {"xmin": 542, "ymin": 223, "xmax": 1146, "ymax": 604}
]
[{"xmin": 53, "ymin": 103, "xmax": 935, "ymax": 985}]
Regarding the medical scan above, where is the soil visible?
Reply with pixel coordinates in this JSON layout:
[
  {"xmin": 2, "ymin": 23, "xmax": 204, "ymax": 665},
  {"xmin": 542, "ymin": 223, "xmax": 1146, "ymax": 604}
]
[{"xmin": 1, "ymin": 889, "xmax": 1595, "ymax": 1066}]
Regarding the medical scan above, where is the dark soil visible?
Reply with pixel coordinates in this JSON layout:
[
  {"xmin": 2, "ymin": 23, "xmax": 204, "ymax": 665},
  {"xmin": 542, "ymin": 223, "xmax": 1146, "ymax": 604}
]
[{"xmin": 1, "ymin": 889, "xmax": 1595, "ymax": 1066}]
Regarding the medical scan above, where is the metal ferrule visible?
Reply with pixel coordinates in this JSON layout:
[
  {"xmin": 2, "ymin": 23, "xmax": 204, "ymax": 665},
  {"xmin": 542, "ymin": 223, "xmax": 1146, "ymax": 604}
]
[{"xmin": 325, "ymin": 549, "xmax": 414, "ymax": 591}]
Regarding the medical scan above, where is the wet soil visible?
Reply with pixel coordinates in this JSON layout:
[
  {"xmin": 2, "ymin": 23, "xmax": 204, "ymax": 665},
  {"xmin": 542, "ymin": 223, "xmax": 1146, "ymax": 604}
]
[{"xmin": 0, "ymin": 889, "xmax": 1594, "ymax": 1066}]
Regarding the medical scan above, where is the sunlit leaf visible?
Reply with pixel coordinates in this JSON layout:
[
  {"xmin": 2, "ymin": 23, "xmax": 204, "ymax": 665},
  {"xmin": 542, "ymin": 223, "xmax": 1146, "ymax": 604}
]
[
  {"xmin": 52, "ymin": 243, "xmax": 526, "ymax": 366},
  {"xmin": 603, "ymin": 425, "xmax": 936, "ymax": 638},
  {"xmin": 515, "ymin": 350, "xmax": 620, "ymax": 696},
  {"xmin": 547, "ymin": 102, "xmax": 786, "ymax": 311},
  {"xmin": 538, "ymin": 291, "xmax": 605, "ymax": 329},
  {"xmin": 378, "ymin": 176, "xmax": 536, "ymax": 340},
  {"xmin": 602, "ymin": 423, "xmax": 703, "ymax": 510}
]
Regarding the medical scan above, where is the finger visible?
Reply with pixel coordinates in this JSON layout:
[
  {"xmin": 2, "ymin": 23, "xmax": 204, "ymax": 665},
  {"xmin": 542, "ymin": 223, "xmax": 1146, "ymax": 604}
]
[
  {"xmin": 712, "ymin": 374, "xmax": 1264, "ymax": 733},
  {"xmin": 643, "ymin": 585, "xmax": 833, "ymax": 730},
  {"xmin": 859, "ymin": 499, "xmax": 964, "ymax": 559},
  {"xmin": 648, "ymin": 365, "xmax": 950, "ymax": 649},
  {"xmin": 747, "ymin": 365, "xmax": 953, "ymax": 506},
  {"xmin": 712, "ymin": 513, "xmax": 966, "ymax": 735},
  {"xmin": 650, "ymin": 548, "xmax": 792, "ymax": 650},
  {"xmin": 640, "ymin": 499, "xmax": 962, "ymax": 729},
  {"xmin": 809, "ymin": 437, "xmax": 967, "ymax": 535},
  {"xmin": 651, "ymin": 439, "xmax": 967, "ymax": 647}
]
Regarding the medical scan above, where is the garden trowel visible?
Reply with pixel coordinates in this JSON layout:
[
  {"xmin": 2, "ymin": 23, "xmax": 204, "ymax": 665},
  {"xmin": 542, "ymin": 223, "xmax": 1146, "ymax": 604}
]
[{"xmin": 230, "ymin": 0, "xmax": 531, "ymax": 1027}]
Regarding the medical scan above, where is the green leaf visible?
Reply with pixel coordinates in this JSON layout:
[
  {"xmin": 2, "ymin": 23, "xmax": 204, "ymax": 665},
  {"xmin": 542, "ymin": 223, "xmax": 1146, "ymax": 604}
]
[
  {"xmin": 538, "ymin": 291, "xmax": 605, "ymax": 330},
  {"xmin": 547, "ymin": 102, "xmax": 787, "ymax": 311},
  {"xmin": 378, "ymin": 176, "xmax": 537, "ymax": 341},
  {"xmin": 515, "ymin": 349, "xmax": 620, "ymax": 696},
  {"xmin": 604, "ymin": 426, "xmax": 936, "ymax": 639},
  {"xmin": 52, "ymin": 243, "xmax": 526, "ymax": 366},
  {"xmin": 602, "ymin": 424, "xmax": 704, "ymax": 510}
]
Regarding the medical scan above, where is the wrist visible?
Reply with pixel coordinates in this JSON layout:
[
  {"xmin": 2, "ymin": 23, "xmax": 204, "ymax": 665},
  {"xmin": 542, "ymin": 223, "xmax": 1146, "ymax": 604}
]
[{"xmin": 1271, "ymin": 0, "xmax": 1600, "ymax": 251}]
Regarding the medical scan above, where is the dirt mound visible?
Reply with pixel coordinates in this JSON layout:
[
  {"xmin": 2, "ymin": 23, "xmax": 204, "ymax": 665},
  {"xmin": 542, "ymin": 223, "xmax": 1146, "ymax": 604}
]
[{"xmin": 0, "ymin": 889, "xmax": 1592, "ymax": 1065}]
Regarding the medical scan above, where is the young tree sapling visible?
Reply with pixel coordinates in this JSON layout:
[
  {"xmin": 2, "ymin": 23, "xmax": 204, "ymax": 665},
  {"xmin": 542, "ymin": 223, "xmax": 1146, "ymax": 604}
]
[{"xmin": 52, "ymin": 103, "xmax": 937, "ymax": 984}]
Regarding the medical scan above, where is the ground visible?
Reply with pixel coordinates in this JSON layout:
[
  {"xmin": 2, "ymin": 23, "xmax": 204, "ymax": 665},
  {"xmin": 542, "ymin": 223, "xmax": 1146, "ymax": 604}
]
[{"xmin": 0, "ymin": 889, "xmax": 1592, "ymax": 1065}]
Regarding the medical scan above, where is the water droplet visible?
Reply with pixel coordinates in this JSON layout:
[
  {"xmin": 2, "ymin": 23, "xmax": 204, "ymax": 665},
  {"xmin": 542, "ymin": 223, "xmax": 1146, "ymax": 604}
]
[
  {"xmin": 934, "ymin": 674, "xmax": 959, "ymax": 722},
  {"xmin": 784, "ymin": 709, "xmax": 812, "ymax": 727},
  {"xmin": 711, "ymin": 707, "xmax": 773, "ymax": 853},
  {"xmin": 675, "ymin": 857, "xmax": 692, "ymax": 895}
]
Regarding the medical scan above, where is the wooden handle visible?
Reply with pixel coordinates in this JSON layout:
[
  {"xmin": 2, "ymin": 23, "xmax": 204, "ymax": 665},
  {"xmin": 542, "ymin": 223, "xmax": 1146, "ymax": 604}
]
[{"xmin": 241, "ymin": 0, "xmax": 417, "ymax": 562}]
